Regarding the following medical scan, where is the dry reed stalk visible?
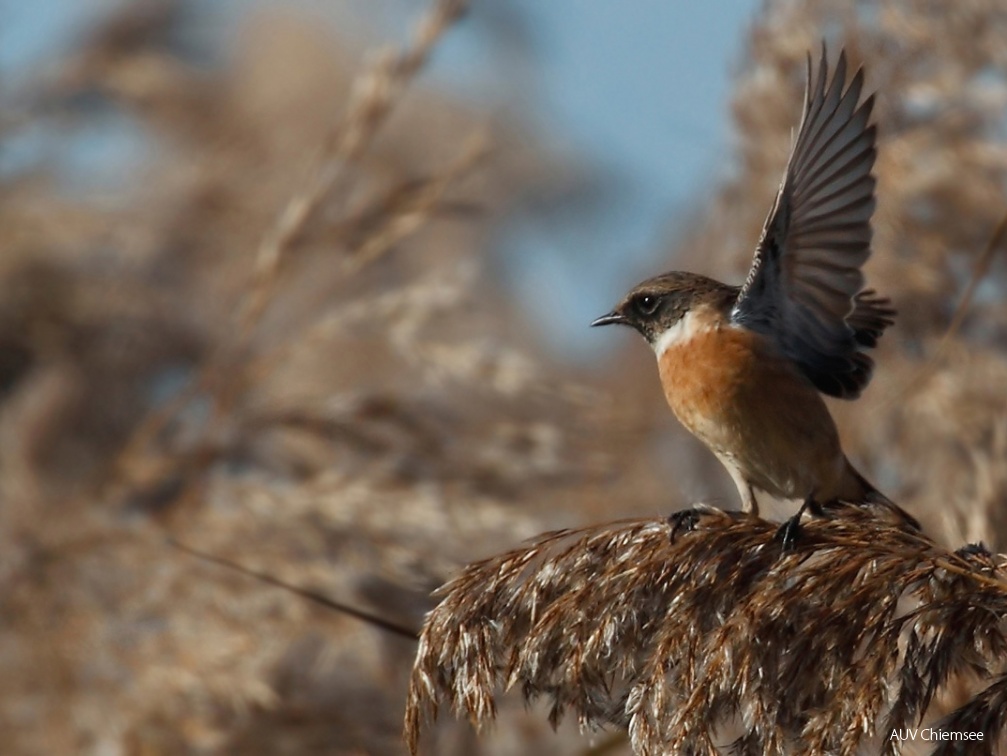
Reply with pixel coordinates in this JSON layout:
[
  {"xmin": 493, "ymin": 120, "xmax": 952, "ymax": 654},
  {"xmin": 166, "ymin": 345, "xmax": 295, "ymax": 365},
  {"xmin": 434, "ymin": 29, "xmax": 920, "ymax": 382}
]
[
  {"xmin": 238, "ymin": 0, "xmax": 470, "ymax": 335},
  {"xmin": 406, "ymin": 506, "xmax": 1007, "ymax": 754},
  {"xmin": 106, "ymin": 0, "xmax": 474, "ymax": 493},
  {"xmin": 342, "ymin": 130, "xmax": 489, "ymax": 273},
  {"xmin": 241, "ymin": 130, "xmax": 490, "ymax": 388}
]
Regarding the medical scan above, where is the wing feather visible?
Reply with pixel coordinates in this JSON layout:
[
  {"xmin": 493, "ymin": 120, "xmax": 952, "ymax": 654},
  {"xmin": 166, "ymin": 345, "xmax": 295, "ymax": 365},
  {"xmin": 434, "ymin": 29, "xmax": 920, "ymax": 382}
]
[{"xmin": 731, "ymin": 46, "xmax": 891, "ymax": 399}]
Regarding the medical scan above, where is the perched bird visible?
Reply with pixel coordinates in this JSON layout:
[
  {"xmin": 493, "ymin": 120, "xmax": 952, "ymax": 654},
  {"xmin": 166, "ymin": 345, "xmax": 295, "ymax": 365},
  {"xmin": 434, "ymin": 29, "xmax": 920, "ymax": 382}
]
[{"xmin": 592, "ymin": 48, "xmax": 903, "ymax": 522}]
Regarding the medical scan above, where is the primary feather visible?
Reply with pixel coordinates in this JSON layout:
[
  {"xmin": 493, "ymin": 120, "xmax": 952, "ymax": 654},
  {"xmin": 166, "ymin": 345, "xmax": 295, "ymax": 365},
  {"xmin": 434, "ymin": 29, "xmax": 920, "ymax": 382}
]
[{"xmin": 731, "ymin": 47, "xmax": 892, "ymax": 399}]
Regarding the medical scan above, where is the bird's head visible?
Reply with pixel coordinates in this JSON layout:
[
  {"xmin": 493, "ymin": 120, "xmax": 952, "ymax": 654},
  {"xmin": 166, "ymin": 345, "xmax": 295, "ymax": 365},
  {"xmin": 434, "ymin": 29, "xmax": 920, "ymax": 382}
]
[{"xmin": 591, "ymin": 271, "xmax": 732, "ymax": 351}]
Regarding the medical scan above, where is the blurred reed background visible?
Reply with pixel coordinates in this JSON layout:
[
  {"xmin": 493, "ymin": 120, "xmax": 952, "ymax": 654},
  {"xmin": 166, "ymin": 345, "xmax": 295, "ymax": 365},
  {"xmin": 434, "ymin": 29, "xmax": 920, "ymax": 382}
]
[{"xmin": 0, "ymin": 0, "xmax": 1005, "ymax": 753}]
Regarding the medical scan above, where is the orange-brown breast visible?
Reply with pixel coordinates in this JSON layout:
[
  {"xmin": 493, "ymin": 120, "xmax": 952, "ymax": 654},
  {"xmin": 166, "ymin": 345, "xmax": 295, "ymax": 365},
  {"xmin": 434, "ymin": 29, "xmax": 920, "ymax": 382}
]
[{"xmin": 657, "ymin": 321, "xmax": 848, "ymax": 500}]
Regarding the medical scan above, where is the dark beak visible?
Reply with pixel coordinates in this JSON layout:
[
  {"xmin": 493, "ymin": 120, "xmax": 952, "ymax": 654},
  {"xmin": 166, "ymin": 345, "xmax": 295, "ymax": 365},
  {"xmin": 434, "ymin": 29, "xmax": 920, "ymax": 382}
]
[{"xmin": 590, "ymin": 311, "xmax": 627, "ymax": 327}]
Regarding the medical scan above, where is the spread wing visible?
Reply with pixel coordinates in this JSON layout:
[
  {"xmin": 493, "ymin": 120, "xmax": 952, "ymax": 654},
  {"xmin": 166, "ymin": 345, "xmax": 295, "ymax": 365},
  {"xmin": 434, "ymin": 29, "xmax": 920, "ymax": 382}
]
[{"xmin": 731, "ymin": 47, "xmax": 891, "ymax": 399}]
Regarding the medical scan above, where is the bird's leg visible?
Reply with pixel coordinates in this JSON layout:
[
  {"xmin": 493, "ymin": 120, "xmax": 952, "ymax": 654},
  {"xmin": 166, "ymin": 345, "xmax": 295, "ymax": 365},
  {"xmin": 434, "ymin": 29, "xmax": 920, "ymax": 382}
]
[
  {"xmin": 722, "ymin": 462, "xmax": 759, "ymax": 516},
  {"xmin": 741, "ymin": 484, "xmax": 759, "ymax": 517},
  {"xmin": 775, "ymin": 496, "xmax": 825, "ymax": 551}
]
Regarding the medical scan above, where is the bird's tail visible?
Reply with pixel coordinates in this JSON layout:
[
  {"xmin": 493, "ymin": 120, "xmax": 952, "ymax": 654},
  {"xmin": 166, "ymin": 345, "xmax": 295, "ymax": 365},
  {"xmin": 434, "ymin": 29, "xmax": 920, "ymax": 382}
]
[{"xmin": 839, "ymin": 459, "xmax": 921, "ymax": 530}]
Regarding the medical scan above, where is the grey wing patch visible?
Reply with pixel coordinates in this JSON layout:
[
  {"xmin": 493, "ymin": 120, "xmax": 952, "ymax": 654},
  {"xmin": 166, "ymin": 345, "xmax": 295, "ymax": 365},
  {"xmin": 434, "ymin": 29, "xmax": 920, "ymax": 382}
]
[{"xmin": 731, "ymin": 45, "xmax": 886, "ymax": 399}]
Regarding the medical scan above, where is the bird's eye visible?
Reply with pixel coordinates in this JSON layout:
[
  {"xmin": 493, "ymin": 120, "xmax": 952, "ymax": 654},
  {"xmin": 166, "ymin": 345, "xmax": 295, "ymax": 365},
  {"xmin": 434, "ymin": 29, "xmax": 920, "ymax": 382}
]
[{"xmin": 634, "ymin": 294, "xmax": 659, "ymax": 316}]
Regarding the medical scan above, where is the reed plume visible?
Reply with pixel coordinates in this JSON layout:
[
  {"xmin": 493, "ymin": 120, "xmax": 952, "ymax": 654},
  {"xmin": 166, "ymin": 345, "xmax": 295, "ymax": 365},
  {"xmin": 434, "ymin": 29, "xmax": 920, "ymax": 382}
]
[{"xmin": 407, "ymin": 506, "xmax": 1007, "ymax": 754}]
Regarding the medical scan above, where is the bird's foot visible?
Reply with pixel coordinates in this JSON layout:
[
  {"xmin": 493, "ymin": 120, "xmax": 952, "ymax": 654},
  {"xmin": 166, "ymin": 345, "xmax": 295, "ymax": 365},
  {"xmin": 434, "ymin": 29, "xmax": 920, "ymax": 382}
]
[
  {"xmin": 958, "ymin": 542, "xmax": 992, "ymax": 559},
  {"xmin": 668, "ymin": 508, "xmax": 703, "ymax": 541},
  {"xmin": 774, "ymin": 497, "xmax": 824, "ymax": 552}
]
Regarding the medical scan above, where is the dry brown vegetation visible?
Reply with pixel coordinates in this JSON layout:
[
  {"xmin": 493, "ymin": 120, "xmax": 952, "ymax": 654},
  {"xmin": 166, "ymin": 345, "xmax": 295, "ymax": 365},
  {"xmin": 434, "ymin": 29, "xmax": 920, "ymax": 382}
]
[
  {"xmin": 407, "ymin": 508, "xmax": 1007, "ymax": 755},
  {"xmin": 2, "ymin": 0, "xmax": 1007, "ymax": 754}
]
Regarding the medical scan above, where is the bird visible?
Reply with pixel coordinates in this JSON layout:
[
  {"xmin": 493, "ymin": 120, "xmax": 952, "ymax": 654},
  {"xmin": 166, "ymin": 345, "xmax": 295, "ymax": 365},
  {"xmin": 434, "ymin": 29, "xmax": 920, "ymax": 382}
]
[{"xmin": 592, "ymin": 47, "xmax": 910, "ymax": 527}]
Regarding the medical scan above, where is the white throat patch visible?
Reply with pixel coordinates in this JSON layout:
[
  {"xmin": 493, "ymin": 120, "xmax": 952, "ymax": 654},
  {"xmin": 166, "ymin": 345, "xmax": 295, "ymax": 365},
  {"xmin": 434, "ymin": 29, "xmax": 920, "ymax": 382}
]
[{"xmin": 652, "ymin": 309, "xmax": 707, "ymax": 358}]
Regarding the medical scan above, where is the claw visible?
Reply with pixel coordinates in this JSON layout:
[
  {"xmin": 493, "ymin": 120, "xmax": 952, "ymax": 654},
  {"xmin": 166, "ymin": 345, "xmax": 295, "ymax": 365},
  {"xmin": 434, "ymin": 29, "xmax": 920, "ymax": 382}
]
[
  {"xmin": 774, "ymin": 514, "xmax": 804, "ymax": 552},
  {"xmin": 773, "ymin": 497, "xmax": 824, "ymax": 553}
]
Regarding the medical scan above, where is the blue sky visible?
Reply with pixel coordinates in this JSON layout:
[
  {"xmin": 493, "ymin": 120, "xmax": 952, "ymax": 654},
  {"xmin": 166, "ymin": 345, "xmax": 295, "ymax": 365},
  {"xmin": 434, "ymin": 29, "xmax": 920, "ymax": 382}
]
[
  {"xmin": 469, "ymin": 2, "xmax": 760, "ymax": 356},
  {"xmin": 0, "ymin": 0, "xmax": 759, "ymax": 357}
]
